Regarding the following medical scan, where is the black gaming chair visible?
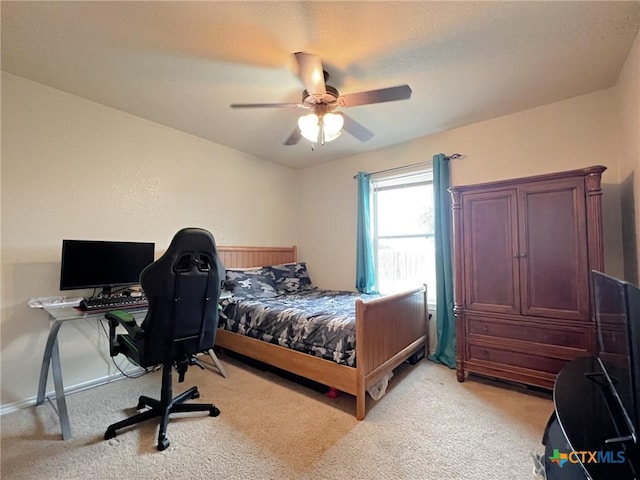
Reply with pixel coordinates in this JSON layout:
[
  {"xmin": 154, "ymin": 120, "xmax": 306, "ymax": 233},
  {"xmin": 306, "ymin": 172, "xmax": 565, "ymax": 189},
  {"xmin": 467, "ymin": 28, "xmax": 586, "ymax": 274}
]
[{"xmin": 104, "ymin": 227, "xmax": 223, "ymax": 451}]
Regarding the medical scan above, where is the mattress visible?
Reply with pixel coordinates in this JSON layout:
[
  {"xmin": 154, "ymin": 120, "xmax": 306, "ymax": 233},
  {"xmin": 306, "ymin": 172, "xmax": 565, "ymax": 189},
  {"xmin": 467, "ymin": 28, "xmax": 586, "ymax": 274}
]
[{"xmin": 219, "ymin": 289, "xmax": 378, "ymax": 367}]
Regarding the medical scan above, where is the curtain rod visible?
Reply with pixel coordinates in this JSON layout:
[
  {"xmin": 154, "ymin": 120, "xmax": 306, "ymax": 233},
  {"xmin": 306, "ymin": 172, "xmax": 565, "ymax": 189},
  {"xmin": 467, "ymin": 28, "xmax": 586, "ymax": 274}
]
[{"xmin": 352, "ymin": 153, "xmax": 463, "ymax": 179}]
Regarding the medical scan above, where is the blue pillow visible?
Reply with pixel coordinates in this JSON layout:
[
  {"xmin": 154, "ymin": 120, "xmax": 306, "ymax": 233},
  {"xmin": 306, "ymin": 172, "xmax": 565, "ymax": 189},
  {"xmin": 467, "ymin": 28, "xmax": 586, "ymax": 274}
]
[{"xmin": 224, "ymin": 268, "xmax": 278, "ymax": 299}]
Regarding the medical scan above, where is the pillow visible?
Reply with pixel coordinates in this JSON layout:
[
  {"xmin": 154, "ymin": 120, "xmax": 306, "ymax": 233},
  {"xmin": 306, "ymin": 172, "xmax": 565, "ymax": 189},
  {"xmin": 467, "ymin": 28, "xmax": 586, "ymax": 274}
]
[
  {"xmin": 224, "ymin": 268, "xmax": 278, "ymax": 299},
  {"xmin": 270, "ymin": 262, "xmax": 315, "ymax": 294}
]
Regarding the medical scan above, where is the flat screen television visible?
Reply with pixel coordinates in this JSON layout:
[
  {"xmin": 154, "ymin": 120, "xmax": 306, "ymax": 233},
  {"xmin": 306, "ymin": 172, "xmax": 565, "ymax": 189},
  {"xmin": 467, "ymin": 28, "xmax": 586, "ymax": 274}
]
[
  {"xmin": 592, "ymin": 270, "xmax": 640, "ymax": 446},
  {"xmin": 60, "ymin": 239, "xmax": 155, "ymax": 295}
]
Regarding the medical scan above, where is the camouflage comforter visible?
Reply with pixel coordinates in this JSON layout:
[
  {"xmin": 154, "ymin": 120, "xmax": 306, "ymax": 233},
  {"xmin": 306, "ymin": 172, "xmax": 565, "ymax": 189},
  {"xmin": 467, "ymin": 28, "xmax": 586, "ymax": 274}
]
[{"xmin": 219, "ymin": 289, "xmax": 379, "ymax": 367}]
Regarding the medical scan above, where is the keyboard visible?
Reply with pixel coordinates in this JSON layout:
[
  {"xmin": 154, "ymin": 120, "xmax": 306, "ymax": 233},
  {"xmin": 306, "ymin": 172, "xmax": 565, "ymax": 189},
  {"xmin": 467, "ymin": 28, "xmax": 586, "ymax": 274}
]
[{"xmin": 79, "ymin": 295, "xmax": 148, "ymax": 311}]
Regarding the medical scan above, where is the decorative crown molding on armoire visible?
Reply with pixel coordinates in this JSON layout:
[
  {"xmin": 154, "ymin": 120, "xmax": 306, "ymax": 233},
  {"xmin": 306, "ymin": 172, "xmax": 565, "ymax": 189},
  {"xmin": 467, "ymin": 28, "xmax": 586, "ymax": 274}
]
[{"xmin": 450, "ymin": 165, "xmax": 606, "ymax": 389}]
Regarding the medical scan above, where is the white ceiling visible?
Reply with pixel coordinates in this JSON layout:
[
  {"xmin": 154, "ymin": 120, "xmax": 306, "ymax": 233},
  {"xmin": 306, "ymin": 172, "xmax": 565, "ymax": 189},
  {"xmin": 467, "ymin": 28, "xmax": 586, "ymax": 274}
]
[{"xmin": 2, "ymin": 1, "xmax": 639, "ymax": 169}]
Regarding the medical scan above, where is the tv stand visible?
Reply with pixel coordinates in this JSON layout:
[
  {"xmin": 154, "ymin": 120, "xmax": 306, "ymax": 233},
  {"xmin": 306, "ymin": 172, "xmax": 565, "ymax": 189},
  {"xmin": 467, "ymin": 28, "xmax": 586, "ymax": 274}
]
[{"xmin": 543, "ymin": 356, "xmax": 638, "ymax": 479}]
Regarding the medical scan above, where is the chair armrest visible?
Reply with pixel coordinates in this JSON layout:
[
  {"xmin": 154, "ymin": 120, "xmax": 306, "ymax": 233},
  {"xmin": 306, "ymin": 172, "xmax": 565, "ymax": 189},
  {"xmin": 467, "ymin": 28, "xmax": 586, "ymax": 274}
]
[
  {"xmin": 105, "ymin": 310, "xmax": 143, "ymax": 336},
  {"xmin": 105, "ymin": 310, "xmax": 144, "ymax": 357}
]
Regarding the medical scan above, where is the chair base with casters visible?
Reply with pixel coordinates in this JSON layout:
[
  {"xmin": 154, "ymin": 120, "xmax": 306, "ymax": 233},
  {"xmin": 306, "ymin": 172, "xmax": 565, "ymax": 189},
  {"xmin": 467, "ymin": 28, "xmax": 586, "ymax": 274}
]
[{"xmin": 104, "ymin": 359, "xmax": 220, "ymax": 451}]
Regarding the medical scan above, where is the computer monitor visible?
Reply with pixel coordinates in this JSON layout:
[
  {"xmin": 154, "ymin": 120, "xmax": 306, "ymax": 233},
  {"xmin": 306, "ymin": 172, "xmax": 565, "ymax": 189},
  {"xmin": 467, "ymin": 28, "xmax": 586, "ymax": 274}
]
[{"xmin": 60, "ymin": 239, "xmax": 155, "ymax": 295}]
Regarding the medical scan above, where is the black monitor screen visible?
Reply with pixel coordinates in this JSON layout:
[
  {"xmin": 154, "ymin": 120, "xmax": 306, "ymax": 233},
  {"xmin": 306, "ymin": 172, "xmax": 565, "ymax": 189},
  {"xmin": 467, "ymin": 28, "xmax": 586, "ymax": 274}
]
[
  {"xmin": 60, "ymin": 240, "xmax": 155, "ymax": 293},
  {"xmin": 592, "ymin": 270, "xmax": 640, "ymax": 438}
]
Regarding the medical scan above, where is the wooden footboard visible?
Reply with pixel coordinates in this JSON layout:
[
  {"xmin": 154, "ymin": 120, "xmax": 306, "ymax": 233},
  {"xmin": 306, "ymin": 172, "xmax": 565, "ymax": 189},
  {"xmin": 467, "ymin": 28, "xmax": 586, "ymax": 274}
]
[
  {"xmin": 355, "ymin": 285, "xmax": 428, "ymax": 419},
  {"xmin": 215, "ymin": 245, "xmax": 428, "ymax": 419}
]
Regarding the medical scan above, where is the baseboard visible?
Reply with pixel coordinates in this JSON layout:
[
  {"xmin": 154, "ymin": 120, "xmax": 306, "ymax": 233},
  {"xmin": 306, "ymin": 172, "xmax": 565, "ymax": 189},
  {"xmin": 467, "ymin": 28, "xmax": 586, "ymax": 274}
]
[{"xmin": 0, "ymin": 368, "xmax": 144, "ymax": 416}]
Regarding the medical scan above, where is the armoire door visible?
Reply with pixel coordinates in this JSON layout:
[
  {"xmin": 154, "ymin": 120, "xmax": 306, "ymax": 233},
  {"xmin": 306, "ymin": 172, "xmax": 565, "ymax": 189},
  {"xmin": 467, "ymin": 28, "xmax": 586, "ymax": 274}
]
[
  {"xmin": 518, "ymin": 177, "xmax": 590, "ymax": 321},
  {"xmin": 462, "ymin": 189, "xmax": 520, "ymax": 314}
]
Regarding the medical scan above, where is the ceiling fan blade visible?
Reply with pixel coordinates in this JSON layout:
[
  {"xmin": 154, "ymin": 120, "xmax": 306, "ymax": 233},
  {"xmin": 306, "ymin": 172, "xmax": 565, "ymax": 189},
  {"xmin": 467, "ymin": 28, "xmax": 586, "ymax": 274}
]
[
  {"xmin": 284, "ymin": 128, "xmax": 302, "ymax": 146},
  {"xmin": 294, "ymin": 52, "xmax": 326, "ymax": 97},
  {"xmin": 230, "ymin": 103, "xmax": 305, "ymax": 109},
  {"xmin": 341, "ymin": 113, "xmax": 375, "ymax": 142},
  {"xmin": 338, "ymin": 85, "xmax": 412, "ymax": 108}
]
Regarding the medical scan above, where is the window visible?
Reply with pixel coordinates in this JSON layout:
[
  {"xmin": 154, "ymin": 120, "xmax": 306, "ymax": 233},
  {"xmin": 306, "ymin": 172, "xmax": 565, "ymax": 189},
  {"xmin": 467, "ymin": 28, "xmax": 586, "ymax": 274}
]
[{"xmin": 372, "ymin": 169, "xmax": 436, "ymax": 303}]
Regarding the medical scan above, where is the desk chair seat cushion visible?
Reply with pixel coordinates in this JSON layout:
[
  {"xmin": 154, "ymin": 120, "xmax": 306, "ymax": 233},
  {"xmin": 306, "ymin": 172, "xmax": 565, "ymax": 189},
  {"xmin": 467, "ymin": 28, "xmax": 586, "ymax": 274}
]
[{"xmin": 116, "ymin": 334, "xmax": 142, "ymax": 367}]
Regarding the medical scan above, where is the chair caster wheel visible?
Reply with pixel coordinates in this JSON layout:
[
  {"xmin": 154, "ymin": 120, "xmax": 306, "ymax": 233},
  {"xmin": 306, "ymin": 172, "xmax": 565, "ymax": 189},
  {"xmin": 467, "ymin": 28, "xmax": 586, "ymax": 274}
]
[
  {"xmin": 191, "ymin": 390, "xmax": 200, "ymax": 400},
  {"xmin": 157, "ymin": 438, "xmax": 170, "ymax": 451},
  {"xmin": 104, "ymin": 429, "xmax": 116, "ymax": 440},
  {"xmin": 210, "ymin": 406, "xmax": 220, "ymax": 417}
]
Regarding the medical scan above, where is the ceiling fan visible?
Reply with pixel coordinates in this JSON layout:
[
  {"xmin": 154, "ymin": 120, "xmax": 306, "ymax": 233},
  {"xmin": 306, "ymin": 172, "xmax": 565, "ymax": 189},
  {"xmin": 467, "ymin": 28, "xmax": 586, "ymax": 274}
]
[{"xmin": 230, "ymin": 52, "xmax": 412, "ymax": 146}]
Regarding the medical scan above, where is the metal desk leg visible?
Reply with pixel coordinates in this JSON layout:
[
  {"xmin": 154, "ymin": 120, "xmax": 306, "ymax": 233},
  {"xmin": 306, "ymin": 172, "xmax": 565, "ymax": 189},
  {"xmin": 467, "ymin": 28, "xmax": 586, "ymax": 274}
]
[
  {"xmin": 37, "ymin": 320, "xmax": 63, "ymax": 405},
  {"xmin": 207, "ymin": 349, "xmax": 228, "ymax": 378},
  {"xmin": 36, "ymin": 319, "xmax": 72, "ymax": 440},
  {"xmin": 51, "ymin": 338, "xmax": 72, "ymax": 440}
]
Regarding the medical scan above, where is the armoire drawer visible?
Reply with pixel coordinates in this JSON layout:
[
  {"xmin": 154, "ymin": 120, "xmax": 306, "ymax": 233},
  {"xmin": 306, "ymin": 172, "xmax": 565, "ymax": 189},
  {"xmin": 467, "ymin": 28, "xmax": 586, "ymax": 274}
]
[
  {"xmin": 467, "ymin": 344, "xmax": 569, "ymax": 375},
  {"xmin": 466, "ymin": 316, "xmax": 589, "ymax": 350}
]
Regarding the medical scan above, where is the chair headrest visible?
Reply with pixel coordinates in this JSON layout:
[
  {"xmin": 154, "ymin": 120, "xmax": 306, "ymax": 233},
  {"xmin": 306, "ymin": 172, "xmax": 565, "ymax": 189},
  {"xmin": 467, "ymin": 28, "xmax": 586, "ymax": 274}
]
[
  {"xmin": 143, "ymin": 228, "xmax": 223, "ymax": 281},
  {"xmin": 166, "ymin": 228, "xmax": 218, "ymax": 256}
]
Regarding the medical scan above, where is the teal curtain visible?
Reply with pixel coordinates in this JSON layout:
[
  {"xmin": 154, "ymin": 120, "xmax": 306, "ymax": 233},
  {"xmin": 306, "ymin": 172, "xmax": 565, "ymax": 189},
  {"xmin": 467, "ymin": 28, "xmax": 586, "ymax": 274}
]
[
  {"xmin": 428, "ymin": 154, "xmax": 456, "ymax": 368},
  {"xmin": 355, "ymin": 172, "xmax": 377, "ymax": 294}
]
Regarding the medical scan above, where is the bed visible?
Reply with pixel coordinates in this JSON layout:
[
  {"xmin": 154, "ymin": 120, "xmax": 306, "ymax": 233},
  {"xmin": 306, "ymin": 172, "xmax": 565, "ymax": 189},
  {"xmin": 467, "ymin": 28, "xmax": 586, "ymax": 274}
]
[{"xmin": 215, "ymin": 246, "xmax": 429, "ymax": 420}]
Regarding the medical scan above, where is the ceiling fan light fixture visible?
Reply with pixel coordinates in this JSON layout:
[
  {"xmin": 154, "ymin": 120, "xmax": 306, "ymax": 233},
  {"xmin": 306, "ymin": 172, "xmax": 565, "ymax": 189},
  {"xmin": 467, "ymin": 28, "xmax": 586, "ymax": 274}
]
[
  {"xmin": 323, "ymin": 112, "xmax": 344, "ymax": 135},
  {"xmin": 298, "ymin": 112, "xmax": 344, "ymax": 144},
  {"xmin": 298, "ymin": 113, "xmax": 320, "ymax": 143},
  {"xmin": 323, "ymin": 129, "xmax": 342, "ymax": 143}
]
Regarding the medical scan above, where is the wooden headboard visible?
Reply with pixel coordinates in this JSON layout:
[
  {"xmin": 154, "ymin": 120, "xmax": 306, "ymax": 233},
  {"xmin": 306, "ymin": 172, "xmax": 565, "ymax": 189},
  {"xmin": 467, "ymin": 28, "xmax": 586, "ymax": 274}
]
[{"xmin": 217, "ymin": 246, "xmax": 297, "ymax": 269}]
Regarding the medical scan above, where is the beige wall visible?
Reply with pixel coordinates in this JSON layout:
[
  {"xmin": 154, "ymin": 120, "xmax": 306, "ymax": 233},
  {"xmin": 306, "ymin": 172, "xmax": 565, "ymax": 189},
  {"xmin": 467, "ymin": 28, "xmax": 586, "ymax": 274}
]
[
  {"xmin": 1, "ymin": 72, "xmax": 298, "ymax": 408},
  {"xmin": 298, "ymin": 88, "xmax": 623, "ymax": 292},
  {"xmin": 615, "ymin": 31, "xmax": 640, "ymax": 283}
]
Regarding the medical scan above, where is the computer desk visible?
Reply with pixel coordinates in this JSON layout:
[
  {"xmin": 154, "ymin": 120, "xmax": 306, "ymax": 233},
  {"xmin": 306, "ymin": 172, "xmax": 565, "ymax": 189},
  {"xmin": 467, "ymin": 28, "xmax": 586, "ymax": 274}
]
[{"xmin": 36, "ymin": 305, "xmax": 227, "ymax": 440}]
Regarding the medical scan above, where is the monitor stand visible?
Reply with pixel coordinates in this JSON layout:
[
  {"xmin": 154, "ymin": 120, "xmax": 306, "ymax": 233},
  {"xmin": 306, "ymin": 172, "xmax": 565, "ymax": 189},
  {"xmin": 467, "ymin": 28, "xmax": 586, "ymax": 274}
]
[{"xmin": 100, "ymin": 287, "xmax": 113, "ymax": 297}]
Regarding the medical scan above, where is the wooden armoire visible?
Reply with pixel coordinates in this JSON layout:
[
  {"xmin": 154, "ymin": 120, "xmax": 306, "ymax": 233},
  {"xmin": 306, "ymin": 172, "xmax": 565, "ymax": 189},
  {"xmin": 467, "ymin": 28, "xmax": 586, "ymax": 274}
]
[{"xmin": 449, "ymin": 166, "xmax": 606, "ymax": 389}]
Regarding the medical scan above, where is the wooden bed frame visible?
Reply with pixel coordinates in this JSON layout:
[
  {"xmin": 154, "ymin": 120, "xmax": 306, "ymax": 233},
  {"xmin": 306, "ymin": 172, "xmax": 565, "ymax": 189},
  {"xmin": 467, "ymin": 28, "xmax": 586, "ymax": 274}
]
[{"xmin": 216, "ymin": 245, "xmax": 429, "ymax": 420}]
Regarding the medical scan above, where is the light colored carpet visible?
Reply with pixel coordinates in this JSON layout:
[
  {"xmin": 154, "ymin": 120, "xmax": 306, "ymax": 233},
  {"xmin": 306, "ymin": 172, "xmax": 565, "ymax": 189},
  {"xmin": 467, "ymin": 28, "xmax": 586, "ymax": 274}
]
[{"xmin": 0, "ymin": 355, "xmax": 553, "ymax": 480}]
